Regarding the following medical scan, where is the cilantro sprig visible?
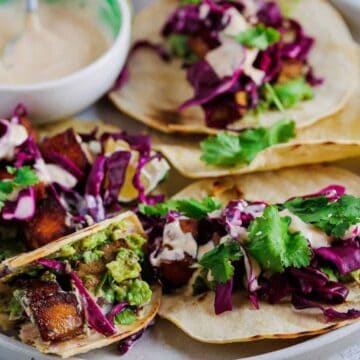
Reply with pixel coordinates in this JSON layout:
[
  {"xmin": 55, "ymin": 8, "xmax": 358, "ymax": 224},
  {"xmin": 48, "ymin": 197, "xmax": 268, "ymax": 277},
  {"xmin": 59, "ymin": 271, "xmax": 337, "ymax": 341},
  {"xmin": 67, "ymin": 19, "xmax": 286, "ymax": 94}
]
[
  {"xmin": 0, "ymin": 166, "xmax": 39, "ymax": 210},
  {"xmin": 198, "ymin": 241, "xmax": 243, "ymax": 283},
  {"xmin": 235, "ymin": 25, "xmax": 280, "ymax": 50},
  {"xmin": 200, "ymin": 119, "xmax": 295, "ymax": 166},
  {"xmin": 246, "ymin": 206, "xmax": 311, "ymax": 273},
  {"xmin": 167, "ymin": 34, "xmax": 198, "ymax": 65},
  {"xmin": 266, "ymin": 78, "xmax": 314, "ymax": 110},
  {"xmin": 284, "ymin": 194, "xmax": 360, "ymax": 238},
  {"xmin": 139, "ymin": 197, "xmax": 222, "ymax": 219}
]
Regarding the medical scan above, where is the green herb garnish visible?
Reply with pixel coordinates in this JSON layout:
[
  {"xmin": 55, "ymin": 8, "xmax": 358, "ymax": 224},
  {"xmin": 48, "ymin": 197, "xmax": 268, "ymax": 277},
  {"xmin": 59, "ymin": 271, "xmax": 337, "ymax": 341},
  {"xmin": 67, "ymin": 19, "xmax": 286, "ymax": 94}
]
[
  {"xmin": 200, "ymin": 119, "xmax": 295, "ymax": 166},
  {"xmin": 246, "ymin": 206, "xmax": 311, "ymax": 273},
  {"xmin": 139, "ymin": 197, "xmax": 222, "ymax": 219}
]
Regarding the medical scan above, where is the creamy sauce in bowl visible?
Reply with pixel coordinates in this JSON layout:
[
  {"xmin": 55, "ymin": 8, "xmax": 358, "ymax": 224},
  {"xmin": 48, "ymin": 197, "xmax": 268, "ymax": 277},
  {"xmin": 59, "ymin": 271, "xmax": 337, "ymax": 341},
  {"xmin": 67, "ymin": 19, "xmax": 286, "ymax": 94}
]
[{"xmin": 0, "ymin": 3, "xmax": 110, "ymax": 85}]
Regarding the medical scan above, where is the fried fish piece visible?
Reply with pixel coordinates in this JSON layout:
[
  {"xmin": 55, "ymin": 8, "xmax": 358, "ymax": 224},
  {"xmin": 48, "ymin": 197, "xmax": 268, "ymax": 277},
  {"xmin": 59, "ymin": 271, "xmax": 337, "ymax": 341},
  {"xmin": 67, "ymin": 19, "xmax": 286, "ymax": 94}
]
[
  {"xmin": 24, "ymin": 193, "xmax": 71, "ymax": 249},
  {"xmin": 41, "ymin": 128, "xmax": 89, "ymax": 175},
  {"xmin": 27, "ymin": 281, "xmax": 84, "ymax": 342}
]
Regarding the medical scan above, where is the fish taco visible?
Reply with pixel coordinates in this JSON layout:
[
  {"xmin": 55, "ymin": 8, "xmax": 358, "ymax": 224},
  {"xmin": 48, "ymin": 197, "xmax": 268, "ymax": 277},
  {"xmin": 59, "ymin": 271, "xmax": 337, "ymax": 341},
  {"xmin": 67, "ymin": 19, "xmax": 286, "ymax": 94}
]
[
  {"xmin": 110, "ymin": 0, "xmax": 358, "ymax": 134},
  {"xmin": 0, "ymin": 111, "xmax": 169, "ymax": 262},
  {"xmin": 0, "ymin": 211, "xmax": 160, "ymax": 358},
  {"xmin": 138, "ymin": 165, "xmax": 360, "ymax": 343}
]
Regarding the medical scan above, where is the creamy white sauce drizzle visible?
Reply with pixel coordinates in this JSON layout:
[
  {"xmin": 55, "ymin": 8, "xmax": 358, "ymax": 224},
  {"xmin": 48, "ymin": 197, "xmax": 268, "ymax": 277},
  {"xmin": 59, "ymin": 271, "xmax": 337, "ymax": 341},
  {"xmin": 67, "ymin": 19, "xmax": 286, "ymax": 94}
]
[
  {"xmin": 205, "ymin": 40, "xmax": 265, "ymax": 85},
  {"xmin": 206, "ymin": 39, "xmax": 245, "ymax": 78},
  {"xmin": 222, "ymin": 8, "xmax": 249, "ymax": 36},
  {"xmin": 0, "ymin": 121, "xmax": 28, "ymax": 160},
  {"xmin": 34, "ymin": 159, "xmax": 77, "ymax": 188},
  {"xmin": 199, "ymin": 4, "xmax": 210, "ymax": 20},
  {"xmin": 0, "ymin": 4, "xmax": 109, "ymax": 85},
  {"xmin": 280, "ymin": 209, "xmax": 333, "ymax": 249},
  {"xmin": 150, "ymin": 219, "xmax": 198, "ymax": 267},
  {"xmin": 44, "ymin": 163, "xmax": 77, "ymax": 188}
]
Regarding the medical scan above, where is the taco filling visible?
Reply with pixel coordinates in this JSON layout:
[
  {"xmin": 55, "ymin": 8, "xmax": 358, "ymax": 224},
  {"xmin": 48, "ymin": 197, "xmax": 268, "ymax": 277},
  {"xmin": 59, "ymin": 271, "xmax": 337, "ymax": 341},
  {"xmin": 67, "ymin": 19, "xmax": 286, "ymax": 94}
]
[
  {"xmin": 0, "ymin": 214, "xmax": 156, "ymax": 356},
  {"xmin": 140, "ymin": 186, "xmax": 360, "ymax": 320},
  {"xmin": 0, "ymin": 107, "xmax": 169, "ymax": 261},
  {"xmin": 140, "ymin": 0, "xmax": 320, "ymax": 129}
]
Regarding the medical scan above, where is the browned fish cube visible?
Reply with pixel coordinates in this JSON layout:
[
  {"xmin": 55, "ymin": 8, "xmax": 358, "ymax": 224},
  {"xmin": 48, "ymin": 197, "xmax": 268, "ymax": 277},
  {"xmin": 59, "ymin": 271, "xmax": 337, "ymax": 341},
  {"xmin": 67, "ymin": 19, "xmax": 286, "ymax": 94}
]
[
  {"xmin": 24, "ymin": 194, "xmax": 71, "ymax": 249},
  {"xmin": 26, "ymin": 280, "xmax": 61, "ymax": 301},
  {"xmin": 278, "ymin": 60, "xmax": 303, "ymax": 83},
  {"xmin": 160, "ymin": 254, "xmax": 195, "ymax": 289},
  {"xmin": 179, "ymin": 219, "xmax": 198, "ymax": 239},
  {"xmin": 41, "ymin": 128, "xmax": 89, "ymax": 174},
  {"xmin": 29, "ymin": 291, "xmax": 84, "ymax": 342},
  {"xmin": 188, "ymin": 36, "xmax": 210, "ymax": 58}
]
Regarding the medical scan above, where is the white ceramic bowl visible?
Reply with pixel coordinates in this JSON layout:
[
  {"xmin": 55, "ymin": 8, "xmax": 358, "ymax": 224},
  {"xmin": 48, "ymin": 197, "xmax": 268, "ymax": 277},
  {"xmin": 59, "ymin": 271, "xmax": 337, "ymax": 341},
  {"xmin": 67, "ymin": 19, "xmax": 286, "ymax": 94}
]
[{"xmin": 0, "ymin": 0, "xmax": 131, "ymax": 123}]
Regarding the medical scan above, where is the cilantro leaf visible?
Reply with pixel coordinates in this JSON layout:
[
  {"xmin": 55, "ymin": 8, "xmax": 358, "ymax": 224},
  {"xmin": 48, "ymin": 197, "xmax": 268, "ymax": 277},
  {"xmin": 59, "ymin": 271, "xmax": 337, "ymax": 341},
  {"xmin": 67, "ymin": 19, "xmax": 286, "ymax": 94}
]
[
  {"xmin": 198, "ymin": 241, "xmax": 242, "ymax": 283},
  {"xmin": 235, "ymin": 25, "xmax": 280, "ymax": 50},
  {"xmin": 246, "ymin": 206, "xmax": 311, "ymax": 273},
  {"xmin": 200, "ymin": 119, "xmax": 295, "ymax": 166},
  {"xmin": 181, "ymin": 0, "xmax": 201, "ymax": 4},
  {"xmin": 13, "ymin": 166, "xmax": 39, "ymax": 187},
  {"xmin": 282, "ymin": 232, "xmax": 312, "ymax": 269},
  {"xmin": 168, "ymin": 34, "xmax": 198, "ymax": 64},
  {"xmin": 270, "ymin": 77, "xmax": 314, "ymax": 109},
  {"xmin": 284, "ymin": 194, "xmax": 360, "ymax": 238},
  {"xmin": 0, "ymin": 166, "xmax": 39, "ymax": 211},
  {"xmin": 139, "ymin": 197, "xmax": 222, "ymax": 219}
]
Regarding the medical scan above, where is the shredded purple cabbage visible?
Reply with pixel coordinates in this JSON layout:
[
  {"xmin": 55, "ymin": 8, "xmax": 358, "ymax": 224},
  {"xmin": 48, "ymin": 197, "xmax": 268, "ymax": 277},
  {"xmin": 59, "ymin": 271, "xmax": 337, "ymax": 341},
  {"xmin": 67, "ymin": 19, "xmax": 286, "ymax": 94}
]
[
  {"xmin": 43, "ymin": 151, "xmax": 84, "ymax": 180},
  {"xmin": 70, "ymin": 271, "xmax": 116, "ymax": 336},
  {"xmin": 85, "ymin": 155, "xmax": 106, "ymax": 222},
  {"xmin": 178, "ymin": 61, "xmax": 242, "ymax": 111},
  {"xmin": 316, "ymin": 243, "xmax": 360, "ymax": 275},
  {"xmin": 214, "ymin": 278, "xmax": 233, "ymax": 314},
  {"xmin": 107, "ymin": 302, "xmax": 128, "ymax": 325},
  {"xmin": 157, "ymin": 0, "xmax": 321, "ymax": 129},
  {"xmin": 292, "ymin": 294, "xmax": 360, "ymax": 322},
  {"xmin": 104, "ymin": 151, "xmax": 131, "ymax": 205},
  {"xmin": 37, "ymin": 258, "xmax": 67, "ymax": 273},
  {"xmin": 2, "ymin": 187, "xmax": 36, "ymax": 221}
]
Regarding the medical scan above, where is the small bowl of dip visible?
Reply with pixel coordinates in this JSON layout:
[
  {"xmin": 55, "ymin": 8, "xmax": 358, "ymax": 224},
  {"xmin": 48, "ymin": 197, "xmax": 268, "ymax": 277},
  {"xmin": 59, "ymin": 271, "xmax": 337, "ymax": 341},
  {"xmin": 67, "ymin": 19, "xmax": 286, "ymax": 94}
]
[{"xmin": 0, "ymin": 0, "xmax": 131, "ymax": 123}]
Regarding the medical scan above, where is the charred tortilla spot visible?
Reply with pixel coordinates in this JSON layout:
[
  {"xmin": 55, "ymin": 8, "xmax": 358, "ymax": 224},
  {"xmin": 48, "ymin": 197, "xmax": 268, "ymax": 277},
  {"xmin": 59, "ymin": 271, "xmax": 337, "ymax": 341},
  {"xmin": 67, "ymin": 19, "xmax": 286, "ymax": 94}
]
[
  {"xmin": 41, "ymin": 128, "xmax": 89, "ymax": 174},
  {"xmin": 149, "ymin": 109, "xmax": 183, "ymax": 127},
  {"xmin": 24, "ymin": 193, "xmax": 71, "ymax": 249},
  {"xmin": 197, "ymin": 293, "xmax": 208, "ymax": 302}
]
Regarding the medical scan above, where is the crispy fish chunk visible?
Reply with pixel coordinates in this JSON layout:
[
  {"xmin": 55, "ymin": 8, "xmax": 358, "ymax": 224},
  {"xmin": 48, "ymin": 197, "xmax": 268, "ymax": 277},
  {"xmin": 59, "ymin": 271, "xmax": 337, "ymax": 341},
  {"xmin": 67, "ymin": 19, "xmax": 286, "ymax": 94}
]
[
  {"xmin": 41, "ymin": 128, "xmax": 89, "ymax": 174},
  {"xmin": 27, "ymin": 281, "xmax": 84, "ymax": 342},
  {"xmin": 24, "ymin": 194, "xmax": 71, "ymax": 249}
]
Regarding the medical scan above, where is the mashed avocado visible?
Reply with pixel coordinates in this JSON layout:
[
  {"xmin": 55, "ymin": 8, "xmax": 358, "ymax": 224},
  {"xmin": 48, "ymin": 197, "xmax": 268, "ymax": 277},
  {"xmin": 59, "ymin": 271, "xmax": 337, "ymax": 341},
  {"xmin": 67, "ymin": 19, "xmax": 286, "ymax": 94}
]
[
  {"xmin": 125, "ymin": 234, "xmax": 146, "ymax": 257},
  {"xmin": 114, "ymin": 308, "xmax": 137, "ymax": 325},
  {"xmin": 81, "ymin": 231, "xmax": 108, "ymax": 250},
  {"xmin": 114, "ymin": 278, "xmax": 152, "ymax": 306},
  {"xmin": 107, "ymin": 248, "xmax": 141, "ymax": 283}
]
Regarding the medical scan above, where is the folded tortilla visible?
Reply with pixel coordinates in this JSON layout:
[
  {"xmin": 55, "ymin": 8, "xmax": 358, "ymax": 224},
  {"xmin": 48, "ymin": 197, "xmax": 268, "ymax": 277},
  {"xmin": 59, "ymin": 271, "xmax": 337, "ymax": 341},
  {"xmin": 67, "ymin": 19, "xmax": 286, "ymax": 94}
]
[
  {"xmin": 153, "ymin": 61, "xmax": 360, "ymax": 178},
  {"xmin": 110, "ymin": 0, "xmax": 358, "ymax": 134},
  {"xmin": 0, "ymin": 212, "xmax": 161, "ymax": 358},
  {"xmin": 159, "ymin": 165, "xmax": 360, "ymax": 342}
]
